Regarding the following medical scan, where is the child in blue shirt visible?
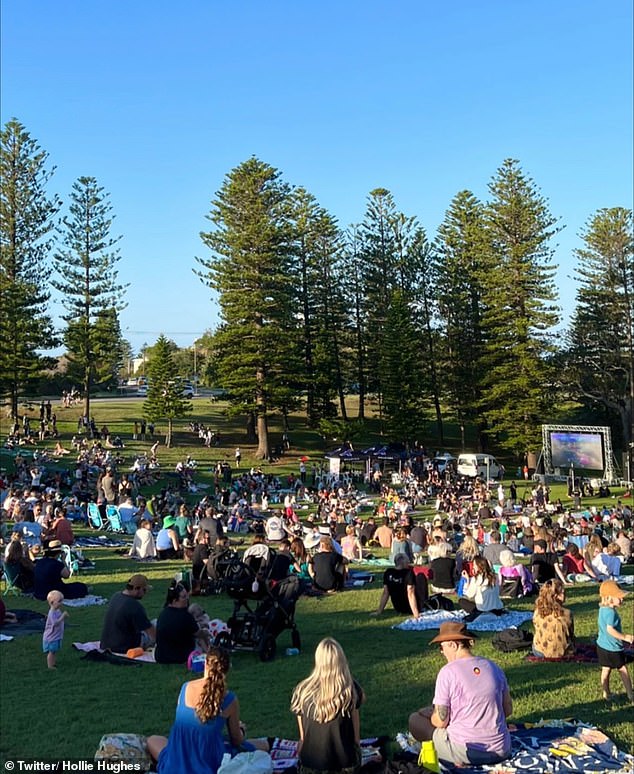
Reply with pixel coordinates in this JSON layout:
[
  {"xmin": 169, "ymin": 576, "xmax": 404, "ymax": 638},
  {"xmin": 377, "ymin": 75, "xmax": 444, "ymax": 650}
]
[{"xmin": 596, "ymin": 580, "xmax": 633, "ymax": 702}]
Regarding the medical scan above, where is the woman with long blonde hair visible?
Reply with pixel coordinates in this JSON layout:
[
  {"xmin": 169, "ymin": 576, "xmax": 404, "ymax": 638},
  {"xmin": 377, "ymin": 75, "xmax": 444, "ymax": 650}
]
[
  {"xmin": 532, "ymin": 579, "xmax": 575, "ymax": 658},
  {"xmin": 147, "ymin": 647, "xmax": 263, "ymax": 771},
  {"xmin": 291, "ymin": 638, "xmax": 364, "ymax": 774}
]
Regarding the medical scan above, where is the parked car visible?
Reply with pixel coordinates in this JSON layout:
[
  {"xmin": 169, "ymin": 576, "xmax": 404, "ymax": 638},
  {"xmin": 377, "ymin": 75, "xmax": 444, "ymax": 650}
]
[
  {"xmin": 457, "ymin": 453, "xmax": 503, "ymax": 480},
  {"xmin": 136, "ymin": 385, "xmax": 148, "ymax": 397},
  {"xmin": 433, "ymin": 454, "xmax": 457, "ymax": 474}
]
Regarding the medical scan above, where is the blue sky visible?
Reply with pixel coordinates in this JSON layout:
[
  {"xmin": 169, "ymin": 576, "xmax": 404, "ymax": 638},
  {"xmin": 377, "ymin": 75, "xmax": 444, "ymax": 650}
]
[{"xmin": 2, "ymin": 1, "xmax": 632, "ymax": 356}]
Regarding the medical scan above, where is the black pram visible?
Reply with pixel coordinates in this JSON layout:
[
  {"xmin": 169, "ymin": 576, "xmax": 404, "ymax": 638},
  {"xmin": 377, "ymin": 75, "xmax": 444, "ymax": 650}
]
[{"xmin": 214, "ymin": 554, "xmax": 301, "ymax": 661}]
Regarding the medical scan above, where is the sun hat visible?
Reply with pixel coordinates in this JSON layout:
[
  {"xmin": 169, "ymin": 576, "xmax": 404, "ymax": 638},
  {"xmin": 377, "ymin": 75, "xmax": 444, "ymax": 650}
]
[
  {"xmin": 599, "ymin": 580, "xmax": 626, "ymax": 599},
  {"xmin": 429, "ymin": 621, "xmax": 478, "ymax": 644},
  {"xmin": 128, "ymin": 574, "xmax": 152, "ymax": 590},
  {"xmin": 46, "ymin": 540, "xmax": 63, "ymax": 553}
]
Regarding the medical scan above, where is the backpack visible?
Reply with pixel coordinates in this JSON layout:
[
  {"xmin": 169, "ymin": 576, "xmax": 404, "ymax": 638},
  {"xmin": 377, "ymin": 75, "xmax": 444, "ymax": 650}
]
[
  {"xmin": 492, "ymin": 627, "xmax": 533, "ymax": 652},
  {"xmin": 422, "ymin": 593, "xmax": 455, "ymax": 612}
]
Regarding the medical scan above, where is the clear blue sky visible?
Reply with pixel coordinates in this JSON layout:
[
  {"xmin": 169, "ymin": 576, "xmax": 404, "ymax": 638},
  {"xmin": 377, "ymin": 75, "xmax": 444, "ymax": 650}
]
[{"xmin": 2, "ymin": 0, "xmax": 632, "ymax": 357}]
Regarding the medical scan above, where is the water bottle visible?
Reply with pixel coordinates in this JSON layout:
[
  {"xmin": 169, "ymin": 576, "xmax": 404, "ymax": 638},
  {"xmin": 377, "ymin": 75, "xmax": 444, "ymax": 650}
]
[{"xmin": 285, "ymin": 647, "xmax": 300, "ymax": 656}]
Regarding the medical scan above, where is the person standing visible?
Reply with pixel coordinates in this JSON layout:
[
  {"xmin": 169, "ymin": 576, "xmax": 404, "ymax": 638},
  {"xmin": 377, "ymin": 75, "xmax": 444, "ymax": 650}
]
[
  {"xmin": 235, "ymin": 447, "xmax": 241, "ymax": 467},
  {"xmin": 596, "ymin": 580, "xmax": 634, "ymax": 702},
  {"xmin": 408, "ymin": 622, "xmax": 512, "ymax": 768},
  {"xmin": 43, "ymin": 590, "xmax": 68, "ymax": 669}
]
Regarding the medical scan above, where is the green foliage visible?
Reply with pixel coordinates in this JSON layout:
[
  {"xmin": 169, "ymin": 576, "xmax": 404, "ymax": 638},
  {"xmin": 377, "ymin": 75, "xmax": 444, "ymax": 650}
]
[
  {"xmin": 52, "ymin": 176, "xmax": 128, "ymax": 417},
  {"xmin": 480, "ymin": 160, "xmax": 562, "ymax": 454},
  {"xmin": 143, "ymin": 334, "xmax": 192, "ymax": 446},
  {"xmin": 565, "ymin": 208, "xmax": 634, "ymax": 448},
  {"xmin": 435, "ymin": 190, "xmax": 490, "ymax": 445},
  {"xmin": 197, "ymin": 157, "xmax": 300, "ymax": 458},
  {"xmin": 0, "ymin": 119, "xmax": 60, "ymax": 417},
  {"xmin": 380, "ymin": 290, "xmax": 426, "ymax": 441}
]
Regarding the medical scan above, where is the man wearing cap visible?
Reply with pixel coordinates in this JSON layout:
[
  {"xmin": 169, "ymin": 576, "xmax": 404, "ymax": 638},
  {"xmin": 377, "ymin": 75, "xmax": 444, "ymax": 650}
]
[
  {"xmin": 371, "ymin": 553, "xmax": 428, "ymax": 619},
  {"xmin": 408, "ymin": 621, "xmax": 512, "ymax": 768},
  {"xmin": 100, "ymin": 575, "xmax": 156, "ymax": 652}
]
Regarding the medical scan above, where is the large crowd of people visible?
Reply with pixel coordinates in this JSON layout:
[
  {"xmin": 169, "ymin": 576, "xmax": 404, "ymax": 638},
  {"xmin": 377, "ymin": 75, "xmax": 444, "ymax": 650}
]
[{"xmin": 1, "ymin": 409, "xmax": 633, "ymax": 772}]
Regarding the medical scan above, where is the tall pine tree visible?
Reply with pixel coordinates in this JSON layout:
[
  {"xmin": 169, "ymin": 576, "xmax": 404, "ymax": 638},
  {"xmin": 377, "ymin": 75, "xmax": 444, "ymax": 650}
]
[
  {"xmin": 143, "ymin": 334, "xmax": 192, "ymax": 447},
  {"xmin": 197, "ymin": 157, "xmax": 298, "ymax": 459},
  {"xmin": 481, "ymin": 160, "xmax": 561, "ymax": 456},
  {"xmin": 434, "ymin": 190, "xmax": 491, "ymax": 450},
  {"xmin": 53, "ymin": 177, "xmax": 127, "ymax": 419},
  {"xmin": 566, "ymin": 207, "xmax": 634, "ymax": 451},
  {"xmin": 0, "ymin": 119, "xmax": 60, "ymax": 418}
]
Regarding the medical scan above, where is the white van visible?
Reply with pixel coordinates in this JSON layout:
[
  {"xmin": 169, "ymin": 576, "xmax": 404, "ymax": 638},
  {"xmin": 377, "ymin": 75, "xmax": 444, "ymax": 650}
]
[{"xmin": 457, "ymin": 453, "xmax": 502, "ymax": 480}]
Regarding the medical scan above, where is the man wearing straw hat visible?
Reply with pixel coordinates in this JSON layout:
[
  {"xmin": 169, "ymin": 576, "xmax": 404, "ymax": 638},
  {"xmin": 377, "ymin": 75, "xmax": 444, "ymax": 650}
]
[{"xmin": 408, "ymin": 621, "xmax": 513, "ymax": 768}]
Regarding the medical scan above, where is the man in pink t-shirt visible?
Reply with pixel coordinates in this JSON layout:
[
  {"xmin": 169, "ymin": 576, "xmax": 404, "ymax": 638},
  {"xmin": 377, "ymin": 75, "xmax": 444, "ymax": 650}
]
[{"xmin": 408, "ymin": 622, "xmax": 512, "ymax": 767}]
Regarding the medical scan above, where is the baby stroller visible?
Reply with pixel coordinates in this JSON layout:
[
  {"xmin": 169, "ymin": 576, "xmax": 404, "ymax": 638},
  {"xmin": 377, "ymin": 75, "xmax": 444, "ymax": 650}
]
[{"xmin": 214, "ymin": 554, "xmax": 301, "ymax": 661}]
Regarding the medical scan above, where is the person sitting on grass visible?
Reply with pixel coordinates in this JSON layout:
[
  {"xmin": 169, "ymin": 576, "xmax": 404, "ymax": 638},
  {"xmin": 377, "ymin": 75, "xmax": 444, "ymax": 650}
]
[
  {"xmin": 156, "ymin": 521, "xmax": 181, "ymax": 560},
  {"xmin": 458, "ymin": 557, "xmax": 504, "ymax": 620},
  {"xmin": 428, "ymin": 540, "xmax": 457, "ymax": 595},
  {"xmin": 561, "ymin": 542, "xmax": 597, "ymax": 581},
  {"xmin": 310, "ymin": 536, "xmax": 347, "ymax": 592},
  {"xmin": 592, "ymin": 542, "xmax": 623, "ymax": 581},
  {"xmin": 408, "ymin": 621, "xmax": 512, "ymax": 768},
  {"xmin": 100, "ymin": 574, "xmax": 156, "ymax": 653},
  {"xmin": 497, "ymin": 549, "xmax": 535, "ymax": 597},
  {"xmin": 33, "ymin": 540, "xmax": 88, "ymax": 601},
  {"xmin": 155, "ymin": 581, "xmax": 198, "ymax": 664},
  {"xmin": 370, "ymin": 553, "xmax": 427, "ymax": 619},
  {"xmin": 147, "ymin": 647, "xmax": 266, "ymax": 772},
  {"xmin": 341, "ymin": 525, "xmax": 363, "ymax": 562},
  {"xmin": 531, "ymin": 579, "xmax": 575, "ymax": 659},
  {"xmin": 530, "ymin": 539, "xmax": 570, "ymax": 586},
  {"xmin": 128, "ymin": 519, "xmax": 157, "ymax": 561},
  {"xmin": 291, "ymin": 637, "xmax": 364, "ymax": 774}
]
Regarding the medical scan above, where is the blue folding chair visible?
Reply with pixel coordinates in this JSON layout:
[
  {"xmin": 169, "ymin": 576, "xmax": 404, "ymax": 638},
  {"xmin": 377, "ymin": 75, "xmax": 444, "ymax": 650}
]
[
  {"xmin": 87, "ymin": 502, "xmax": 110, "ymax": 531},
  {"xmin": 105, "ymin": 505, "xmax": 124, "ymax": 533}
]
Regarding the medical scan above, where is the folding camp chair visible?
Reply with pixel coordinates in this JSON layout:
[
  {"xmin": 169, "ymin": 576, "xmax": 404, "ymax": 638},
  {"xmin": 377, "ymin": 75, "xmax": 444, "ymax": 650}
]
[
  {"xmin": 105, "ymin": 505, "xmax": 125, "ymax": 533},
  {"xmin": 1, "ymin": 561, "xmax": 23, "ymax": 596},
  {"xmin": 87, "ymin": 502, "xmax": 110, "ymax": 531},
  {"xmin": 58, "ymin": 544, "xmax": 81, "ymax": 576}
]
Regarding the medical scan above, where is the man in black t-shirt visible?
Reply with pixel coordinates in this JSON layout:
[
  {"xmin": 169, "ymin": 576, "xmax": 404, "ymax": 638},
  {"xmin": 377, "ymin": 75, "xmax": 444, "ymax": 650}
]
[
  {"xmin": 530, "ymin": 539, "xmax": 568, "ymax": 585},
  {"xmin": 100, "ymin": 574, "xmax": 155, "ymax": 652},
  {"xmin": 371, "ymin": 554, "xmax": 427, "ymax": 618}
]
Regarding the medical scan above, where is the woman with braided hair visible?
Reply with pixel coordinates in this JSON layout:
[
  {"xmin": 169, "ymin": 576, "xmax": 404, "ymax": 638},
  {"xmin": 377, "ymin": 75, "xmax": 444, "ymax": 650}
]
[{"xmin": 147, "ymin": 646, "xmax": 261, "ymax": 771}]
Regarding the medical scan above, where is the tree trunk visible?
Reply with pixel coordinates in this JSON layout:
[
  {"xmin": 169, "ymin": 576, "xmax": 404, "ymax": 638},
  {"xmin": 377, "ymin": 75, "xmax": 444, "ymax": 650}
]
[
  {"xmin": 166, "ymin": 417, "xmax": 173, "ymax": 448},
  {"xmin": 255, "ymin": 413, "xmax": 270, "ymax": 459},
  {"xmin": 246, "ymin": 412, "xmax": 257, "ymax": 443}
]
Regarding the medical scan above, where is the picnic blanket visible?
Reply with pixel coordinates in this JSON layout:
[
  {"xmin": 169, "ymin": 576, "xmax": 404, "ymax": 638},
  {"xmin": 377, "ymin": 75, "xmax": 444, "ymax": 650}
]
[
  {"xmin": 75, "ymin": 535, "xmax": 130, "ymax": 548},
  {"xmin": 395, "ymin": 720, "xmax": 634, "ymax": 773},
  {"xmin": 345, "ymin": 570, "xmax": 375, "ymax": 588},
  {"xmin": 0, "ymin": 609, "xmax": 46, "ymax": 638},
  {"xmin": 269, "ymin": 737, "xmax": 385, "ymax": 772},
  {"xmin": 394, "ymin": 609, "xmax": 533, "ymax": 632},
  {"xmin": 73, "ymin": 640, "xmax": 156, "ymax": 663},
  {"xmin": 64, "ymin": 595, "xmax": 108, "ymax": 607},
  {"xmin": 525, "ymin": 644, "xmax": 634, "ymax": 665}
]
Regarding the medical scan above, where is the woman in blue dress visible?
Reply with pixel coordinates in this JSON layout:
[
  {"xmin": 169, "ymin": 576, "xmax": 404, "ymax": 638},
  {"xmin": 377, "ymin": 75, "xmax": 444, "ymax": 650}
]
[{"xmin": 147, "ymin": 647, "xmax": 258, "ymax": 772}]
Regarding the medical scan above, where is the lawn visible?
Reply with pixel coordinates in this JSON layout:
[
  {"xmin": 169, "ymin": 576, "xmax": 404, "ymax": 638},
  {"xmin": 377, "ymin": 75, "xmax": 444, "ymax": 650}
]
[{"xmin": 0, "ymin": 396, "xmax": 632, "ymax": 762}]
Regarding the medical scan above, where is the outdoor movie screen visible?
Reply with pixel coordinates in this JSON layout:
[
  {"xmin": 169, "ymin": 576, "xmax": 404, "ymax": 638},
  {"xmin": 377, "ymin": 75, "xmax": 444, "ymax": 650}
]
[{"xmin": 550, "ymin": 431, "xmax": 604, "ymax": 470}]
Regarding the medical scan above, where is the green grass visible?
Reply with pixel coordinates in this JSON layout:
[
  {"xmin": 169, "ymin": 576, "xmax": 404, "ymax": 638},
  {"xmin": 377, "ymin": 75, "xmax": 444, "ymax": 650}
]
[{"xmin": 1, "ymin": 396, "xmax": 633, "ymax": 761}]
